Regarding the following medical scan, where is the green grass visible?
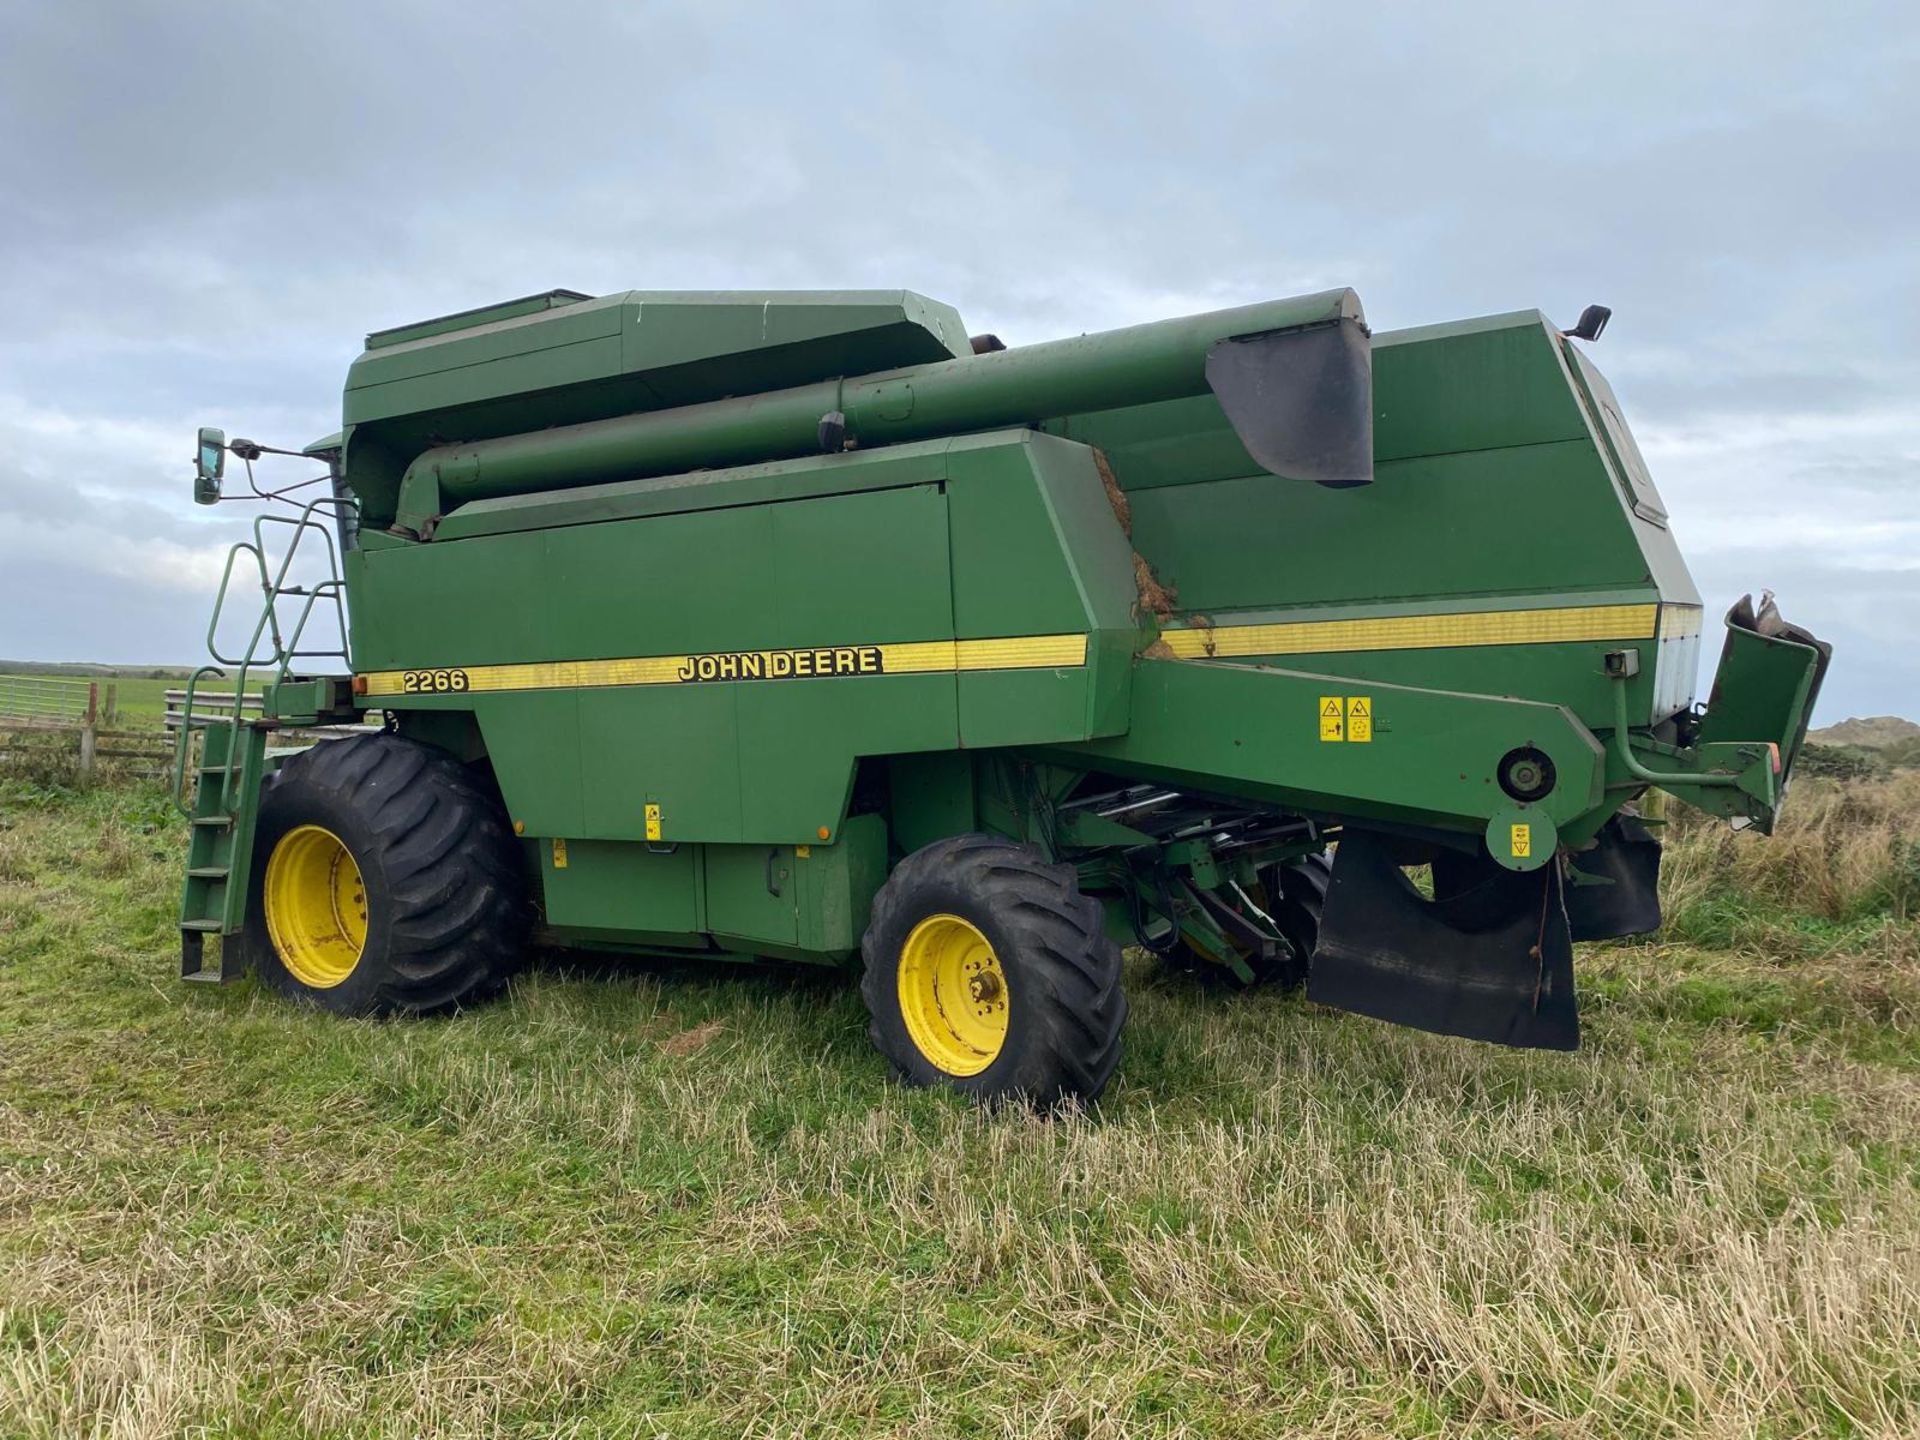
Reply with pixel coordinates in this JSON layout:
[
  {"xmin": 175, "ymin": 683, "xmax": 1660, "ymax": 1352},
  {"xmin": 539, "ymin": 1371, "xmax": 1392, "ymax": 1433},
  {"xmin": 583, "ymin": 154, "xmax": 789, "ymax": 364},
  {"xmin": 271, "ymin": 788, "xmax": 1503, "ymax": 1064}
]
[
  {"xmin": 0, "ymin": 673, "xmax": 265, "ymax": 729},
  {"xmin": 87, "ymin": 676, "xmax": 181, "ymax": 726},
  {"xmin": 1, "ymin": 781, "xmax": 1917, "ymax": 1437}
]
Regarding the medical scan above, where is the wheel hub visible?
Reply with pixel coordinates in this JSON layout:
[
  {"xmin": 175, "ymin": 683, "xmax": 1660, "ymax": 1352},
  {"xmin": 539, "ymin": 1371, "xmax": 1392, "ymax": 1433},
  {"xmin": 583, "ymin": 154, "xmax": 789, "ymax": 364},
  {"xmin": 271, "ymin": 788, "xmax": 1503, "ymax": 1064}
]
[
  {"xmin": 896, "ymin": 913, "xmax": 1010, "ymax": 1076},
  {"xmin": 263, "ymin": 824, "xmax": 368, "ymax": 989}
]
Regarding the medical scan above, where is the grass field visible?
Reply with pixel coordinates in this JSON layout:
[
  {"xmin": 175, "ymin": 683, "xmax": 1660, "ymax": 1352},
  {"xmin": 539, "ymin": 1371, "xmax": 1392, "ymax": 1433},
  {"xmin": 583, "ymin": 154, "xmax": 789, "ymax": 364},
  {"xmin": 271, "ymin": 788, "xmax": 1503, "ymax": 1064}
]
[
  {"xmin": 0, "ymin": 674, "xmax": 265, "ymax": 729},
  {"xmin": 1, "ymin": 775, "xmax": 1916, "ymax": 1437},
  {"xmin": 85, "ymin": 677, "xmax": 184, "ymax": 727}
]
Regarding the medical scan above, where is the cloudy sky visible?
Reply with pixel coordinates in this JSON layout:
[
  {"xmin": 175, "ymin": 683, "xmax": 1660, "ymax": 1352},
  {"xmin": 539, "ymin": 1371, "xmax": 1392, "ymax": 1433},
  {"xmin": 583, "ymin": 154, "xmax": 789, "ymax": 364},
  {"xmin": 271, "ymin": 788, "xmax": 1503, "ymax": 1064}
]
[{"xmin": 1, "ymin": 2, "xmax": 1914, "ymax": 722}]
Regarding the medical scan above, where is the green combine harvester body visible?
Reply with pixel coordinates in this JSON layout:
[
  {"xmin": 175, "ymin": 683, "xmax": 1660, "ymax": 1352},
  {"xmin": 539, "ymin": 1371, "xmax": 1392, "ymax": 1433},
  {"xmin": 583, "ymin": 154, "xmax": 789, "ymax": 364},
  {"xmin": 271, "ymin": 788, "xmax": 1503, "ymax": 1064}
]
[{"xmin": 177, "ymin": 285, "xmax": 1828, "ymax": 1101}]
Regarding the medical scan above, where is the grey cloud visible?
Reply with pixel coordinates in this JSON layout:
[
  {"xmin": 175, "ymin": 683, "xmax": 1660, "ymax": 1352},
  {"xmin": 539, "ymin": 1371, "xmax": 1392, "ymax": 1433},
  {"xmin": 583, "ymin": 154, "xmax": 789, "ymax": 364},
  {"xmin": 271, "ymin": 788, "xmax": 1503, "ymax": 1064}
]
[{"xmin": 1, "ymin": 1, "xmax": 1915, "ymax": 722}]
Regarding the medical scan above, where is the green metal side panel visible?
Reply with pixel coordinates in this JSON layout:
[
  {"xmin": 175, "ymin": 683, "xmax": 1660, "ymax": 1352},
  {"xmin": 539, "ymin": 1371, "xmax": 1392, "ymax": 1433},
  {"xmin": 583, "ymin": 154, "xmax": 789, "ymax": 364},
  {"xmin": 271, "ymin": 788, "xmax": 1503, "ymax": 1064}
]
[
  {"xmin": 346, "ymin": 290, "xmax": 969, "ymax": 425},
  {"xmin": 1054, "ymin": 658, "xmax": 1607, "ymax": 838},
  {"xmin": 352, "ymin": 431, "xmax": 1142, "ymax": 848},
  {"xmin": 1043, "ymin": 392, "xmax": 1257, "ymax": 491},
  {"xmin": 1148, "ymin": 589, "xmax": 1678, "ymax": 725},
  {"xmin": 341, "ymin": 290, "xmax": 972, "ymax": 524},
  {"xmin": 534, "ymin": 818, "xmax": 883, "ymax": 960},
  {"xmin": 885, "ymin": 753, "xmax": 978, "ymax": 856},
  {"xmin": 945, "ymin": 431, "xmax": 1140, "ymax": 748},
  {"xmin": 430, "ymin": 437, "xmax": 956, "ymax": 542},
  {"xmin": 484, "ymin": 696, "xmax": 588, "ymax": 836},
  {"xmin": 1048, "ymin": 309, "xmax": 1704, "ymax": 734},
  {"xmin": 706, "ymin": 844, "xmax": 799, "ymax": 949},
  {"xmin": 353, "ymin": 481, "xmax": 958, "ymax": 843},
  {"xmin": 706, "ymin": 817, "xmax": 888, "ymax": 959},
  {"xmin": 1123, "ymin": 440, "xmax": 1638, "ymax": 614},
  {"xmin": 794, "ymin": 816, "xmax": 888, "ymax": 954},
  {"xmin": 1368, "ymin": 311, "xmax": 1592, "ymax": 462},
  {"xmin": 537, "ymin": 837, "xmax": 702, "ymax": 944}
]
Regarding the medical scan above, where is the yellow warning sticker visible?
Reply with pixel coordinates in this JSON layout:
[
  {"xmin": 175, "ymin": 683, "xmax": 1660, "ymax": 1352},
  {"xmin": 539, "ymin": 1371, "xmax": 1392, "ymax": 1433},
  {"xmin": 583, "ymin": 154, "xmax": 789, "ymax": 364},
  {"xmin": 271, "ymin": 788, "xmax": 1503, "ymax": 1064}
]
[
  {"xmin": 551, "ymin": 837, "xmax": 569, "ymax": 869},
  {"xmin": 1510, "ymin": 823, "xmax": 1531, "ymax": 859},
  {"xmin": 644, "ymin": 803, "xmax": 663, "ymax": 842},
  {"xmin": 794, "ymin": 844, "xmax": 811, "ymax": 859},
  {"xmin": 1319, "ymin": 696, "xmax": 1344, "ymax": 742},
  {"xmin": 1347, "ymin": 695, "xmax": 1373, "ymax": 743}
]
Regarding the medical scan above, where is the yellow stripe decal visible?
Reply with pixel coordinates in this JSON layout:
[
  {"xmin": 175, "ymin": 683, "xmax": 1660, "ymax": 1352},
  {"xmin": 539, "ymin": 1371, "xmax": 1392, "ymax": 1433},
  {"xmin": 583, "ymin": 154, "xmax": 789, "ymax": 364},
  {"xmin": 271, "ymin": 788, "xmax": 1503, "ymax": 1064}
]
[
  {"xmin": 359, "ymin": 633, "xmax": 1090, "ymax": 698},
  {"xmin": 1158, "ymin": 602, "xmax": 1660, "ymax": 661},
  {"xmin": 362, "ymin": 604, "xmax": 1663, "ymax": 698}
]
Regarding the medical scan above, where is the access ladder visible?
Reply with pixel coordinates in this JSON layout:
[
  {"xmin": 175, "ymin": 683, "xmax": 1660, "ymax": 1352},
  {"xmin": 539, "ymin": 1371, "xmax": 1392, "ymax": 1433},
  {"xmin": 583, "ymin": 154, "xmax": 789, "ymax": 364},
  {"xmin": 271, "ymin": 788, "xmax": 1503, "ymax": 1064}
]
[{"xmin": 173, "ymin": 503, "xmax": 353, "ymax": 982}]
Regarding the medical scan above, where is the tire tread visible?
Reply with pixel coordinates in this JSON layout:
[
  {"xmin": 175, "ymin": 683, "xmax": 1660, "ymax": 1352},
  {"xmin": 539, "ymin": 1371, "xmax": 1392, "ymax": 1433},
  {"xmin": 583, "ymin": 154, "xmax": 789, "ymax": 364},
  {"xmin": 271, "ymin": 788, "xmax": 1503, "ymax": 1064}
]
[
  {"xmin": 246, "ymin": 734, "xmax": 528, "ymax": 1016},
  {"xmin": 860, "ymin": 833, "xmax": 1127, "ymax": 1106}
]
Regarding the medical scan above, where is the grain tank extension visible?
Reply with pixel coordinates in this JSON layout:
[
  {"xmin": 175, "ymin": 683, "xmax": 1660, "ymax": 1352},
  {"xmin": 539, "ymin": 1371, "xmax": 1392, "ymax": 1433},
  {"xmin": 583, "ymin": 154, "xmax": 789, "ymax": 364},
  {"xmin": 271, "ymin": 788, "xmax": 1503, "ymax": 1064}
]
[{"xmin": 176, "ymin": 285, "xmax": 1828, "ymax": 1103}]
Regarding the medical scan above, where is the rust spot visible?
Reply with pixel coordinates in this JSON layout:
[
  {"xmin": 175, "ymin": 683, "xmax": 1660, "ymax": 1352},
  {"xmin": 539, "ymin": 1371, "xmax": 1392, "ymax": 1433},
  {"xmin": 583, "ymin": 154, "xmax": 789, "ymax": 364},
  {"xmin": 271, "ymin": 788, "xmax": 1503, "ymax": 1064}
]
[
  {"xmin": 1133, "ymin": 553, "xmax": 1177, "ymax": 624},
  {"xmin": 1093, "ymin": 448, "xmax": 1132, "ymax": 537}
]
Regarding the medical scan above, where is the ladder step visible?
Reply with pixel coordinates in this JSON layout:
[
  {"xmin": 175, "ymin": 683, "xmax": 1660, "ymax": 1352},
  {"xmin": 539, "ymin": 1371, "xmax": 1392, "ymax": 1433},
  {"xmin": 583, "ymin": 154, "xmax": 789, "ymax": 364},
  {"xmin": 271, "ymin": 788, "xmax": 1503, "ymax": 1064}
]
[
  {"xmin": 180, "ymin": 919, "xmax": 224, "ymax": 932},
  {"xmin": 187, "ymin": 866, "xmax": 230, "ymax": 880}
]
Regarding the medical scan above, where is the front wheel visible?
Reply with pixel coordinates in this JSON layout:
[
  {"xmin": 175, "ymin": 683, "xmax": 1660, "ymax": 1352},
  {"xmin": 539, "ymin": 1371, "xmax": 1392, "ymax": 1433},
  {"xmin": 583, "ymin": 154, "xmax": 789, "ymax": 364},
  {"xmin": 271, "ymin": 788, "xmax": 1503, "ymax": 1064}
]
[
  {"xmin": 245, "ymin": 733, "xmax": 529, "ymax": 1015},
  {"xmin": 859, "ymin": 834, "xmax": 1127, "ymax": 1107}
]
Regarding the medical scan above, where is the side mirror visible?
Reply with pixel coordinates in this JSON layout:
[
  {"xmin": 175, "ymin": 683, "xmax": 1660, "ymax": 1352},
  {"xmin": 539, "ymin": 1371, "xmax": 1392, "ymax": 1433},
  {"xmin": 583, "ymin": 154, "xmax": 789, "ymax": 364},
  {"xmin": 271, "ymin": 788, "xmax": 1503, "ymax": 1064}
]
[{"xmin": 194, "ymin": 427, "xmax": 226, "ymax": 504}]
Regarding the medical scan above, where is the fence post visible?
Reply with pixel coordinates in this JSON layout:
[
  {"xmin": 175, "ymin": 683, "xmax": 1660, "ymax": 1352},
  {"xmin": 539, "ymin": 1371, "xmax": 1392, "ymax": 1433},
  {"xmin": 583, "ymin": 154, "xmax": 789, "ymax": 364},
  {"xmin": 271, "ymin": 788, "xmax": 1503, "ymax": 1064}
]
[{"xmin": 79, "ymin": 682, "xmax": 97, "ymax": 776}]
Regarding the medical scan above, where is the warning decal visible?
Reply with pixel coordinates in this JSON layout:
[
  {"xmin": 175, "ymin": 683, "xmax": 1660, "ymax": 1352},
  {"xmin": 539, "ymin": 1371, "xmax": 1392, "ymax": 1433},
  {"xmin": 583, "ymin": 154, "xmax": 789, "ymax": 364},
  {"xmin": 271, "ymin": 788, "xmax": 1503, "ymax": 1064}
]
[
  {"xmin": 1319, "ymin": 697, "xmax": 1344, "ymax": 742},
  {"xmin": 1346, "ymin": 696, "xmax": 1372, "ymax": 743},
  {"xmin": 1510, "ymin": 823, "xmax": 1531, "ymax": 859},
  {"xmin": 1321, "ymin": 696, "xmax": 1378, "ymax": 742}
]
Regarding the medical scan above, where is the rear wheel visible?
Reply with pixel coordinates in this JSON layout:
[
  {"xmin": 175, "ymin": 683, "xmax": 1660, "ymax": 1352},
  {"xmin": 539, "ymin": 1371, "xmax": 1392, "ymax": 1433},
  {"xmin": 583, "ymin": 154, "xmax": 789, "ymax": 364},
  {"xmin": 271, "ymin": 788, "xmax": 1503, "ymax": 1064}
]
[
  {"xmin": 1259, "ymin": 852, "xmax": 1331, "ymax": 985},
  {"xmin": 860, "ymin": 834, "xmax": 1127, "ymax": 1106},
  {"xmin": 245, "ymin": 733, "xmax": 529, "ymax": 1015}
]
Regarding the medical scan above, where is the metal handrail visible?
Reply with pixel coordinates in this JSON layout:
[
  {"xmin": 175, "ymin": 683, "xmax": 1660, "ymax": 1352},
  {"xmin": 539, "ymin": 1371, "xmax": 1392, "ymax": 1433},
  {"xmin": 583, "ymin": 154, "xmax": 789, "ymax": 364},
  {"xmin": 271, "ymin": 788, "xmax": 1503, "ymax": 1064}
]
[
  {"xmin": 171, "ymin": 663, "xmax": 228, "ymax": 813},
  {"xmin": 173, "ymin": 497, "xmax": 358, "ymax": 815},
  {"xmin": 1608, "ymin": 677, "xmax": 1741, "ymax": 789}
]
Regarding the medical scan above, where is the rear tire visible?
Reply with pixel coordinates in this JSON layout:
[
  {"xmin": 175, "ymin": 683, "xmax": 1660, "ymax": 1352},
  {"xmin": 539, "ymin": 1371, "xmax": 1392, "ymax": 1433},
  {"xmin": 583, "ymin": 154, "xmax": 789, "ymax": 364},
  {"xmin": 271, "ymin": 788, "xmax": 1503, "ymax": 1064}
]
[
  {"xmin": 1174, "ymin": 850, "xmax": 1330, "ymax": 987},
  {"xmin": 860, "ymin": 834, "xmax": 1127, "ymax": 1107},
  {"xmin": 1259, "ymin": 851, "xmax": 1331, "ymax": 986},
  {"xmin": 245, "ymin": 733, "xmax": 528, "ymax": 1015}
]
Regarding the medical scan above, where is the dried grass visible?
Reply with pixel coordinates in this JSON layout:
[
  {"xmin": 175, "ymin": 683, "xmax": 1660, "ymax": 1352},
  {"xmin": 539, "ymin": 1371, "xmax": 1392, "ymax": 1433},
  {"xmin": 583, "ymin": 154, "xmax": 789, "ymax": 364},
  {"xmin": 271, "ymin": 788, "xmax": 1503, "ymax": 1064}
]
[
  {"xmin": 0, "ymin": 779, "xmax": 1916, "ymax": 1436},
  {"xmin": 1662, "ymin": 771, "xmax": 1920, "ymax": 928}
]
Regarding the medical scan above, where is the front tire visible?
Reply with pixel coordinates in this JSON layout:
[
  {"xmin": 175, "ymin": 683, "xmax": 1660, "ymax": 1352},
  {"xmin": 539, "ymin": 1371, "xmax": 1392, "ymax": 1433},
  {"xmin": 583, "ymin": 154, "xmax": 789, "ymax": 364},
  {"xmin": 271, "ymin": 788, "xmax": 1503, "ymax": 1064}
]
[
  {"xmin": 860, "ymin": 834, "xmax": 1127, "ymax": 1106},
  {"xmin": 245, "ymin": 733, "xmax": 528, "ymax": 1015}
]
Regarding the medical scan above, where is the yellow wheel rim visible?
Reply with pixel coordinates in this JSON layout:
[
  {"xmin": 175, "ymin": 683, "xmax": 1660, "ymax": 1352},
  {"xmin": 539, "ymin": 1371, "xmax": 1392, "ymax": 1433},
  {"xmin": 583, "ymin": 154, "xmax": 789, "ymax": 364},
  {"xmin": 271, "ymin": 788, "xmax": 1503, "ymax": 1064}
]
[
  {"xmin": 263, "ymin": 824, "xmax": 368, "ymax": 989},
  {"xmin": 897, "ymin": 913, "xmax": 1009, "ymax": 1076}
]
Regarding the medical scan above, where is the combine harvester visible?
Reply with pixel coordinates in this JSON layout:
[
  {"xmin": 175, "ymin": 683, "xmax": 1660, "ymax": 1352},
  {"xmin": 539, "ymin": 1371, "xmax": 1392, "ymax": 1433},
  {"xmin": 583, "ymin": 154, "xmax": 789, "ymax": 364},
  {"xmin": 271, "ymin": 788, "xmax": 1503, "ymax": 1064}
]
[{"xmin": 175, "ymin": 286, "xmax": 1828, "ymax": 1103}]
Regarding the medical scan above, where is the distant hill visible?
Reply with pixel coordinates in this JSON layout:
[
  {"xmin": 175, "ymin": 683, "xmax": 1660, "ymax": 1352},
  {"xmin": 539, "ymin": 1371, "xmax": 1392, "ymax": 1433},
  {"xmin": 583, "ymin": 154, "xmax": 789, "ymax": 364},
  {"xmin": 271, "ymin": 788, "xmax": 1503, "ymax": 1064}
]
[{"xmin": 1809, "ymin": 716, "xmax": 1920, "ymax": 751}]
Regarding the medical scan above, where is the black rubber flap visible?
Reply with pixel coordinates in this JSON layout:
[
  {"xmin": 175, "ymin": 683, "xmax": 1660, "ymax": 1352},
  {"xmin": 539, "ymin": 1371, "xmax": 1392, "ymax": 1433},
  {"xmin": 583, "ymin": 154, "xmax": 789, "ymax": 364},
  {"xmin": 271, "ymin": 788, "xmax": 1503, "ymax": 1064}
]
[
  {"xmin": 1565, "ymin": 815, "xmax": 1663, "ymax": 941},
  {"xmin": 1307, "ymin": 830, "xmax": 1579, "ymax": 1050},
  {"xmin": 1205, "ymin": 316, "xmax": 1373, "ymax": 487}
]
